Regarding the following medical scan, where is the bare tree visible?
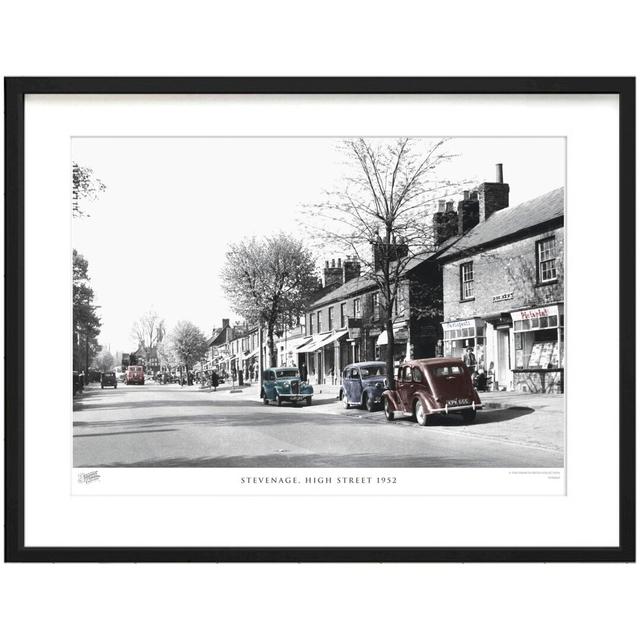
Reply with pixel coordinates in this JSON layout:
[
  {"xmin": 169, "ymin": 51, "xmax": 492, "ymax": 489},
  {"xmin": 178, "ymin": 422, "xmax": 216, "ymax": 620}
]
[
  {"xmin": 131, "ymin": 311, "xmax": 165, "ymax": 353},
  {"xmin": 221, "ymin": 233, "xmax": 320, "ymax": 367},
  {"xmin": 309, "ymin": 138, "xmax": 459, "ymax": 388}
]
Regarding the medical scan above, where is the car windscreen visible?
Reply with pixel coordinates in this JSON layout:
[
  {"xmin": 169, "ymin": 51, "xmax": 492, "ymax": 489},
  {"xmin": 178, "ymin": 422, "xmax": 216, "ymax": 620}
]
[
  {"xmin": 360, "ymin": 365, "xmax": 386, "ymax": 378},
  {"xmin": 430, "ymin": 365, "xmax": 465, "ymax": 377},
  {"xmin": 276, "ymin": 369, "xmax": 299, "ymax": 378}
]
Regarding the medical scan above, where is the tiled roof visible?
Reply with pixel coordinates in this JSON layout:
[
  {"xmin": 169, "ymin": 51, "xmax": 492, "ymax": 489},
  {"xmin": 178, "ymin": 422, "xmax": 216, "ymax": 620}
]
[{"xmin": 439, "ymin": 187, "xmax": 564, "ymax": 260}]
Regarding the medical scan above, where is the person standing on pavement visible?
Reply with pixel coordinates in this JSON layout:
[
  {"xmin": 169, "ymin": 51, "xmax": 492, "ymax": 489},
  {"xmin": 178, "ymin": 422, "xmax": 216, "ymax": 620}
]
[
  {"xmin": 211, "ymin": 370, "xmax": 219, "ymax": 391},
  {"xmin": 464, "ymin": 346, "xmax": 477, "ymax": 377},
  {"xmin": 300, "ymin": 362, "xmax": 307, "ymax": 382}
]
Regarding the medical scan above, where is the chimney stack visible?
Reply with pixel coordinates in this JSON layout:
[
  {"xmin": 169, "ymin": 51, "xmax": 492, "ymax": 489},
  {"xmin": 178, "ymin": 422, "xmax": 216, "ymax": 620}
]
[
  {"xmin": 222, "ymin": 318, "xmax": 230, "ymax": 329},
  {"xmin": 323, "ymin": 258, "xmax": 344, "ymax": 288},
  {"xmin": 343, "ymin": 256, "xmax": 361, "ymax": 282},
  {"xmin": 478, "ymin": 163, "xmax": 509, "ymax": 222}
]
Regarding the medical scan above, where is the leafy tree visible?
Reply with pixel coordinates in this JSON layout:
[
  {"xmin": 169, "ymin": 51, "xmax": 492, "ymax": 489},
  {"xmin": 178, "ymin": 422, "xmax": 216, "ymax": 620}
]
[
  {"xmin": 92, "ymin": 349, "xmax": 115, "ymax": 373},
  {"xmin": 167, "ymin": 321, "xmax": 208, "ymax": 383},
  {"xmin": 72, "ymin": 162, "xmax": 106, "ymax": 218},
  {"xmin": 73, "ymin": 250, "xmax": 101, "ymax": 371},
  {"xmin": 309, "ymin": 138, "xmax": 456, "ymax": 388},
  {"xmin": 221, "ymin": 233, "xmax": 320, "ymax": 367}
]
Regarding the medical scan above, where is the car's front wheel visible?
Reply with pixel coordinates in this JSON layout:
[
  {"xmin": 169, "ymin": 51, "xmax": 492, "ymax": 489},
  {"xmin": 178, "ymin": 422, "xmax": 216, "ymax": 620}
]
[
  {"xmin": 276, "ymin": 392, "xmax": 282, "ymax": 406},
  {"xmin": 414, "ymin": 399, "xmax": 429, "ymax": 426},
  {"xmin": 364, "ymin": 393, "xmax": 375, "ymax": 412},
  {"xmin": 261, "ymin": 387, "xmax": 269, "ymax": 405},
  {"xmin": 341, "ymin": 390, "xmax": 350, "ymax": 409},
  {"xmin": 383, "ymin": 397, "xmax": 395, "ymax": 421}
]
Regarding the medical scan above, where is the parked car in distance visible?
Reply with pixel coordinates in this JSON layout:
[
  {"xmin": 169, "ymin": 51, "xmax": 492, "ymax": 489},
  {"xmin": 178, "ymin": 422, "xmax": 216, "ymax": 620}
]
[
  {"xmin": 261, "ymin": 367, "xmax": 314, "ymax": 406},
  {"xmin": 340, "ymin": 361, "xmax": 387, "ymax": 411},
  {"xmin": 125, "ymin": 365, "xmax": 145, "ymax": 385},
  {"xmin": 382, "ymin": 358, "xmax": 482, "ymax": 425},
  {"xmin": 101, "ymin": 371, "xmax": 118, "ymax": 389}
]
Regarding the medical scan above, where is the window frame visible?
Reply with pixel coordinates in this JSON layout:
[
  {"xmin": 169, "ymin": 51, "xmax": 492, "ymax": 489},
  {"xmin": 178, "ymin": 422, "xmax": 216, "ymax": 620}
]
[
  {"xmin": 536, "ymin": 236, "xmax": 558, "ymax": 284},
  {"xmin": 353, "ymin": 297, "xmax": 361, "ymax": 318},
  {"xmin": 460, "ymin": 261, "xmax": 474, "ymax": 301},
  {"xmin": 328, "ymin": 306, "xmax": 334, "ymax": 331}
]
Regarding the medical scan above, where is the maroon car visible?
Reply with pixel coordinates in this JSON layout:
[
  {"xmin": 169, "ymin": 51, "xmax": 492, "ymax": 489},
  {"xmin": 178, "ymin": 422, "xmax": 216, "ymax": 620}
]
[{"xmin": 382, "ymin": 358, "xmax": 482, "ymax": 425}]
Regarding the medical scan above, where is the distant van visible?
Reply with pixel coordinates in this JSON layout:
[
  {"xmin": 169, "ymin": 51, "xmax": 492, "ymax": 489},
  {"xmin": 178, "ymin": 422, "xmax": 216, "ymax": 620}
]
[{"xmin": 125, "ymin": 365, "xmax": 145, "ymax": 385}]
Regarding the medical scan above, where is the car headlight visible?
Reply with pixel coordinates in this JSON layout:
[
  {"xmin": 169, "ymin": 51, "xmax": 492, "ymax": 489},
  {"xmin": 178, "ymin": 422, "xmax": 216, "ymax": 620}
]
[
  {"xmin": 283, "ymin": 382, "xmax": 290, "ymax": 388},
  {"xmin": 375, "ymin": 382, "xmax": 382, "ymax": 389}
]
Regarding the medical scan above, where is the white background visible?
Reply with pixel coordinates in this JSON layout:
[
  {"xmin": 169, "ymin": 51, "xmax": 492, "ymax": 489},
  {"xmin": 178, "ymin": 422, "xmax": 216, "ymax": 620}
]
[{"xmin": 1, "ymin": 2, "xmax": 638, "ymax": 639}]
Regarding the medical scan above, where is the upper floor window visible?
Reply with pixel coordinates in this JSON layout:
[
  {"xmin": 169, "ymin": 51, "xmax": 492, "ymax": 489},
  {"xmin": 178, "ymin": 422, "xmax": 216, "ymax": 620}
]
[
  {"xmin": 328, "ymin": 307, "xmax": 334, "ymax": 331},
  {"xmin": 537, "ymin": 237, "xmax": 557, "ymax": 283},
  {"xmin": 353, "ymin": 298, "xmax": 361, "ymax": 317},
  {"xmin": 340, "ymin": 302, "xmax": 347, "ymax": 327},
  {"xmin": 460, "ymin": 261, "xmax": 474, "ymax": 300},
  {"xmin": 309, "ymin": 313, "xmax": 314, "ymax": 335},
  {"xmin": 317, "ymin": 310, "xmax": 322, "ymax": 333},
  {"xmin": 372, "ymin": 292, "xmax": 380, "ymax": 320}
]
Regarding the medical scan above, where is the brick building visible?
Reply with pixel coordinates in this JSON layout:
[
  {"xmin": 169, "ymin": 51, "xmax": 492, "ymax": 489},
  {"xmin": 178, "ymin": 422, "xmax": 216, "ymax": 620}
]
[
  {"xmin": 438, "ymin": 185, "xmax": 564, "ymax": 393},
  {"xmin": 299, "ymin": 251, "xmax": 445, "ymax": 385}
]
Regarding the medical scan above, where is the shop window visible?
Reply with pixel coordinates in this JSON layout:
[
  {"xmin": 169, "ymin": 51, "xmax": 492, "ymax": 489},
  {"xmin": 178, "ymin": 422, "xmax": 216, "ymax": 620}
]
[
  {"xmin": 537, "ymin": 237, "xmax": 557, "ymax": 283},
  {"xmin": 460, "ymin": 262, "xmax": 474, "ymax": 300}
]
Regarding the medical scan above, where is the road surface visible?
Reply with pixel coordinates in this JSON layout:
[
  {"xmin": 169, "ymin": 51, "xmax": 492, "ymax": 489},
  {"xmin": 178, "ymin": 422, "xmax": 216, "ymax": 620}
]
[{"xmin": 73, "ymin": 382, "xmax": 564, "ymax": 467}]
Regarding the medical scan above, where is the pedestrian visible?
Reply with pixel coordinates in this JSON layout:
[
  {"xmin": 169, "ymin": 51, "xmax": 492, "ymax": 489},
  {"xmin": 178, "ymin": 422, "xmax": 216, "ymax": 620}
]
[
  {"xmin": 464, "ymin": 345, "xmax": 477, "ymax": 377},
  {"xmin": 329, "ymin": 365, "xmax": 335, "ymax": 385},
  {"xmin": 300, "ymin": 362, "xmax": 307, "ymax": 382},
  {"xmin": 211, "ymin": 370, "xmax": 219, "ymax": 392}
]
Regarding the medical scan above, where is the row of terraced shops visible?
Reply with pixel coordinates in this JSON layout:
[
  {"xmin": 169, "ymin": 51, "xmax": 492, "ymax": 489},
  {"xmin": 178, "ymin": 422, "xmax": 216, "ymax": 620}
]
[{"xmin": 202, "ymin": 167, "xmax": 565, "ymax": 393}]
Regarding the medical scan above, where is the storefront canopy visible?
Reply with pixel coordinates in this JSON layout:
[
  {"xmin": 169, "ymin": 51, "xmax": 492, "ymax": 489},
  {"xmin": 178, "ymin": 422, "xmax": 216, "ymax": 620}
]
[
  {"xmin": 376, "ymin": 323, "xmax": 409, "ymax": 346},
  {"xmin": 297, "ymin": 329, "xmax": 349, "ymax": 353}
]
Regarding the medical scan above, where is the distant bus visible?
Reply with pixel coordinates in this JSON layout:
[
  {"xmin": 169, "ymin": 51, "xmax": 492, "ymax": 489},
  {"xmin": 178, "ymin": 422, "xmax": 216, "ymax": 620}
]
[
  {"xmin": 125, "ymin": 365, "xmax": 145, "ymax": 385},
  {"xmin": 114, "ymin": 366, "xmax": 125, "ymax": 382}
]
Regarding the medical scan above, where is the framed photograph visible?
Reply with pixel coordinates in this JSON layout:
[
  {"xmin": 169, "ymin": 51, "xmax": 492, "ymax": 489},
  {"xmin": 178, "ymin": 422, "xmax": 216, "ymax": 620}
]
[{"xmin": 4, "ymin": 77, "xmax": 635, "ymax": 562}]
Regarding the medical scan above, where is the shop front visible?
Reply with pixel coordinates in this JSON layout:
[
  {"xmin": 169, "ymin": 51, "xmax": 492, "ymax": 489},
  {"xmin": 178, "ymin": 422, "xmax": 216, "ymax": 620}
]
[
  {"xmin": 297, "ymin": 329, "xmax": 349, "ymax": 385},
  {"xmin": 511, "ymin": 304, "xmax": 564, "ymax": 393},
  {"xmin": 442, "ymin": 317, "xmax": 487, "ymax": 367}
]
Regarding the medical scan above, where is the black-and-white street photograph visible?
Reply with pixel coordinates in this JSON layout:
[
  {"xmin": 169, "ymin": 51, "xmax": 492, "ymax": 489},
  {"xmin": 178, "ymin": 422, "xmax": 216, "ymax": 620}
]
[{"xmin": 72, "ymin": 136, "xmax": 565, "ymax": 469}]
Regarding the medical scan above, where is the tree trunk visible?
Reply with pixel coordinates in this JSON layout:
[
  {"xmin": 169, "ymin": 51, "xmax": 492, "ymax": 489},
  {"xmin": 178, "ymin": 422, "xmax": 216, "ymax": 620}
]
[
  {"xmin": 385, "ymin": 315, "xmax": 396, "ymax": 390},
  {"xmin": 267, "ymin": 322, "xmax": 277, "ymax": 367}
]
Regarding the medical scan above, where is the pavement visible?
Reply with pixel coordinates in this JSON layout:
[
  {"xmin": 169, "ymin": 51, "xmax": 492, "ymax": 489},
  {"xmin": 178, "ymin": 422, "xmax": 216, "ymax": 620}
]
[{"xmin": 73, "ymin": 381, "xmax": 565, "ymax": 468}]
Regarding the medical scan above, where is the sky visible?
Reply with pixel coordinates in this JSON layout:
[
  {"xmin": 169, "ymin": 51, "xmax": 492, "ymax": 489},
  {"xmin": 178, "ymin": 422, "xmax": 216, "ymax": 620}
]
[{"xmin": 72, "ymin": 136, "xmax": 565, "ymax": 354}]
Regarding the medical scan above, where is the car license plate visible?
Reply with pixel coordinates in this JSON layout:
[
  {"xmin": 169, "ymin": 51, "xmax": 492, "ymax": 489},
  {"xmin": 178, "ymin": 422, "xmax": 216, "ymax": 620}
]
[{"xmin": 447, "ymin": 399, "xmax": 471, "ymax": 407}]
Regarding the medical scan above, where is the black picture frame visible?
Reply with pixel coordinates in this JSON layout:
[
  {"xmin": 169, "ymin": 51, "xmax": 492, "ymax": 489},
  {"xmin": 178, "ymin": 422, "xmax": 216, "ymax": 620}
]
[{"xmin": 4, "ymin": 77, "xmax": 635, "ymax": 563}]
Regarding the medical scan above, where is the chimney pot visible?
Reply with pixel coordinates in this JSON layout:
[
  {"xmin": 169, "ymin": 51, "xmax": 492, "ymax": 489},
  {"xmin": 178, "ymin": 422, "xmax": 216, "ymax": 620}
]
[
  {"xmin": 496, "ymin": 163, "xmax": 504, "ymax": 184},
  {"xmin": 463, "ymin": 190, "xmax": 470, "ymax": 200},
  {"xmin": 338, "ymin": 258, "xmax": 342, "ymax": 267},
  {"xmin": 437, "ymin": 199, "xmax": 446, "ymax": 213},
  {"xmin": 446, "ymin": 200, "xmax": 454, "ymax": 212}
]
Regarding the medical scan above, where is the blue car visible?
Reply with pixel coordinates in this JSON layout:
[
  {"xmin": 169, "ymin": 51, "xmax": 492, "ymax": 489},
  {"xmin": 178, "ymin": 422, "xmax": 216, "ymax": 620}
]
[
  {"xmin": 261, "ymin": 367, "xmax": 314, "ymax": 406},
  {"xmin": 340, "ymin": 361, "xmax": 388, "ymax": 412}
]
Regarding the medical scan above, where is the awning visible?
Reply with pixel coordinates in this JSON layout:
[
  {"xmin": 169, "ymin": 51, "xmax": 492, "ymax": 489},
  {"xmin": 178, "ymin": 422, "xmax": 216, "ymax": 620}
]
[
  {"xmin": 297, "ymin": 329, "xmax": 349, "ymax": 353},
  {"xmin": 376, "ymin": 323, "xmax": 409, "ymax": 346},
  {"xmin": 241, "ymin": 349, "xmax": 259, "ymax": 361}
]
